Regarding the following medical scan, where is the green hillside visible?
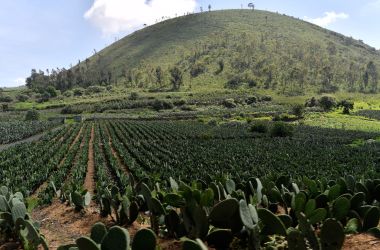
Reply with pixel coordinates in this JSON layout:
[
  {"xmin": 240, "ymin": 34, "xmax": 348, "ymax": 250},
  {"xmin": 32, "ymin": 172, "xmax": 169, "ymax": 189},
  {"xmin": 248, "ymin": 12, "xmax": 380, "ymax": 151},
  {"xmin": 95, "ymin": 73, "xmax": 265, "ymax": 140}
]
[{"xmin": 27, "ymin": 9, "xmax": 380, "ymax": 95}]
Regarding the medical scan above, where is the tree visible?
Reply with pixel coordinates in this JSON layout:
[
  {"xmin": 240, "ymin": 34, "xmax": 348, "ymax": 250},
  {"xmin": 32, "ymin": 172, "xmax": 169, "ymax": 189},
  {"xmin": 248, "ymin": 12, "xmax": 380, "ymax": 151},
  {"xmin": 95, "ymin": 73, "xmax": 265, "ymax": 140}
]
[
  {"xmin": 170, "ymin": 67, "xmax": 183, "ymax": 90},
  {"xmin": 155, "ymin": 67, "xmax": 163, "ymax": 87},
  {"xmin": 366, "ymin": 61, "xmax": 378, "ymax": 93},
  {"xmin": 208, "ymin": 4, "xmax": 211, "ymax": 12},
  {"xmin": 248, "ymin": 3, "xmax": 255, "ymax": 10}
]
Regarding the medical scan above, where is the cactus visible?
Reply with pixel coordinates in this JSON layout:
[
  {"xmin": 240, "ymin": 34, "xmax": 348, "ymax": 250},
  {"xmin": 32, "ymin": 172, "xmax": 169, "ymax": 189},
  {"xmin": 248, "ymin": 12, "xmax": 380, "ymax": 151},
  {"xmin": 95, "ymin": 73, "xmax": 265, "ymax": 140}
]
[
  {"xmin": 307, "ymin": 208, "xmax": 327, "ymax": 225},
  {"xmin": 225, "ymin": 179, "xmax": 236, "ymax": 194},
  {"xmin": 344, "ymin": 218, "xmax": 362, "ymax": 234},
  {"xmin": 200, "ymin": 188, "xmax": 214, "ymax": 207},
  {"xmin": 304, "ymin": 199, "xmax": 316, "ymax": 217},
  {"xmin": 11, "ymin": 201, "xmax": 27, "ymax": 223},
  {"xmin": 209, "ymin": 198, "xmax": 242, "ymax": 232},
  {"xmin": 327, "ymin": 184, "xmax": 341, "ymax": 201},
  {"xmin": 170, "ymin": 177, "xmax": 179, "ymax": 192},
  {"xmin": 90, "ymin": 222, "xmax": 108, "ymax": 244},
  {"xmin": 71, "ymin": 190, "xmax": 91, "ymax": 211},
  {"xmin": 76, "ymin": 236, "xmax": 100, "ymax": 250},
  {"xmin": 164, "ymin": 193, "xmax": 186, "ymax": 207},
  {"xmin": 320, "ymin": 219, "xmax": 345, "ymax": 250},
  {"xmin": 132, "ymin": 228, "xmax": 157, "ymax": 250},
  {"xmin": 297, "ymin": 213, "xmax": 320, "ymax": 250},
  {"xmin": 205, "ymin": 229, "xmax": 233, "ymax": 249},
  {"xmin": 101, "ymin": 226, "xmax": 129, "ymax": 250},
  {"xmin": 278, "ymin": 214, "xmax": 292, "ymax": 229},
  {"xmin": 0, "ymin": 195, "xmax": 10, "ymax": 212},
  {"xmin": 287, "ymin": 228, "xmax": 307, "ymax": 250},
  {"xmin": 165, "ymin": 209, "xmax": 181, "ymax": 238},
  {"xmin": 182, "ymin": 239, "xmax": 208, "ymax": 250},
  {"xmin": 350, "ymin": 192, "xmax": 365, "ymax": 210},
  {"xmin": 292, "ymin": 192, "xmax": 306, "ymax": 214},
  {"xmin": 315, "ymin": 194, "xmax": 328, "ymax": 208},
  {"xmin": 182, "ymin": 204, "xmax": 209, "ymax": 239},
  {"xmin": 363, "ymin": 206, "xmax": 380, "ymax": 231},
  {"xmin": 239, "ymin": 199, "xmax": 255, "ymax": 230},
  {"xmin": 367, "ymin": 227, "xmax": 380, "ymax": 238},
  {"xmin": 332, "ymin": 196, "xmax": 350, "ymax": 221},
  {"xmin": 257, "ymin": 208, "xmax": 287, "ymax": 236}
]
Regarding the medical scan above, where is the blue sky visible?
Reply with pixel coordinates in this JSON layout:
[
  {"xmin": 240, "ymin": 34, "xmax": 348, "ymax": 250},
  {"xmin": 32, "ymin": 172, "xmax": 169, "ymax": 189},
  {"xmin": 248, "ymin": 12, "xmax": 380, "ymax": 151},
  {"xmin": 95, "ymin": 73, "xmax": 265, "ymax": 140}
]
[{"xmin": 1, "ymin": 0, "xmax": 380, "ymax": 87}]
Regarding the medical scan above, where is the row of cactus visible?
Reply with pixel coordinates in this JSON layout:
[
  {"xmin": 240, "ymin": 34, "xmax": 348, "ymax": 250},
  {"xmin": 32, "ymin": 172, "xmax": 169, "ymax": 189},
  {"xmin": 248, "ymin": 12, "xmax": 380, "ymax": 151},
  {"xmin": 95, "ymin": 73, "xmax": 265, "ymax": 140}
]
[
  {"xmin": 0, "ymin": 186, "xmax": 48, "ymax": 250},
  {"xmin": 57, "ymin": 222, "xmax": 157, "ymax": 250}
]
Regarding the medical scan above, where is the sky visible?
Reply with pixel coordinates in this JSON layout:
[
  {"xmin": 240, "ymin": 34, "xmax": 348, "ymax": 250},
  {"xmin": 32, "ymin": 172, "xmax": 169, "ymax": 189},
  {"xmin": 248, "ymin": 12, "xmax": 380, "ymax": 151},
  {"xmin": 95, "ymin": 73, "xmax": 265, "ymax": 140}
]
[{"xmin": 0, "ymin": 0, "xmax": 380, "ymax": 87}]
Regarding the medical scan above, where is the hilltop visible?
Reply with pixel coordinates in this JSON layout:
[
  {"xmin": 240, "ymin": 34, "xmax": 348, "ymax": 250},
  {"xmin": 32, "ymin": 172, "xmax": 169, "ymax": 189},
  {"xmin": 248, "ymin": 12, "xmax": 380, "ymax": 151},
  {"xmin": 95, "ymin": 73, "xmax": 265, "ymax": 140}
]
[{"xmin": 26, "ymin": 9, "xmax": 380, "ymax": 96}]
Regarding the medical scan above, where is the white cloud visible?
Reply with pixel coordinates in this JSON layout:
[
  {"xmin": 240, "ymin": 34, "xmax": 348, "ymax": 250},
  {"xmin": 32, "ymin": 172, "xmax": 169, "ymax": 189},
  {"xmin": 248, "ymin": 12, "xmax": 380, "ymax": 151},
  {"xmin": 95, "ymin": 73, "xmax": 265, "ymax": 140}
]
[
  {"xmin": 305, "ymin": 11, "xmax": 349, "ymax": 28},
  {"xmin": 84, "ymin": 0, "xmax": 197, "ymax": 35}
]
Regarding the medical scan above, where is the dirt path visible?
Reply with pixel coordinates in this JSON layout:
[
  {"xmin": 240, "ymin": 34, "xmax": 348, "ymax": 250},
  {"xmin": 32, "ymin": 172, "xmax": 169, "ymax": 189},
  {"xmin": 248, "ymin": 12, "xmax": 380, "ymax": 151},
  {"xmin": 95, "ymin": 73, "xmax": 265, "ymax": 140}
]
[
  {"xmin": 0, "ymin": 126, "xmax": 63, "ymax": 152},
  {"xmin": 83, "ymin": 125, "xmax": 95, "ymax": 194},
  {"xmin": 30, "ymin": 126, "xmax": 84, "ymax": 198}
]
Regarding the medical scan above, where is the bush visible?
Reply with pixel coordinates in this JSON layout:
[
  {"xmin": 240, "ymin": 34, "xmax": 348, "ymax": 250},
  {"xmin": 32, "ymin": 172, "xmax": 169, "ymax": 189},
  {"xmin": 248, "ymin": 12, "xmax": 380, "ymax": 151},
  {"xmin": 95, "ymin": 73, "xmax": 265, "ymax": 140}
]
[
  {"xmin": 250, "ymin": 122, "xmax": 268, "ymax": 133},
  {"xmin": 25, "ymin": 109, "xmax": 40, "ymax": 121},
  {"xmin": 73, "ymin": 88, "xmax": 85, "ymax": 97},
  {"xmin": 190, "ymin": 63, "xmax": 206, "ymax": 78},
  {"xmin": 16, "ymin": 94, "xmax": 29, "ymax": 102},
  {"xmin": 46, "ymin": 86, "xmax": 58, "ymax": 98},
  {"xmin": 319, "ymin": 96, "xmax": 337, "ymax": 111},
  {"xmin": 246, "ymin": 96, "xmax": 258, "ymax": 105},
  {"xmin": 85, "ymin": 85, "xmax": 106, "ymax": 95},
  {"xmin": 305, "ymin": 97, "xmax": 319, "ymax": 107},
  {"xmin": 129, "ymin": 92, "xmax": 139, "ymax": 100},
  {"xmin": 292, "ymin": 104, "xmax": 305, "ymax": 118},
  {"xmin": 270, "ymin": 122, "xmax": 293, "ymax": 137},
  {"xmin": 0, "ymin": 95, "xmax": 13, "ymax": 103},
  {"xmin": 151, "ymin": 99, "xmax": 174, "ymax": 111},
  {"xmin": 222, "ymin": 99, "xmax": 237, "ymax": 109},
  {"xmin": 208, "ymin": 119, "xmax": 218, "ymax": 126},
  {"xmin": 225, "ymin": 75, "xmax": 244, "ymax": 89},
  {"xmin": 173, "ymin": 99, "xmax": 186, "ymax": 106},
  {"xmin": 338, "ymin": 100, "xmax": 354, "ymax": 114},
  {"xmin": 63, "ymin": 90, "xmax": 73, "ymax": 97},
  {"xmin": 260, "ymin": 95, "xmax": 273, "ymax": 102}
]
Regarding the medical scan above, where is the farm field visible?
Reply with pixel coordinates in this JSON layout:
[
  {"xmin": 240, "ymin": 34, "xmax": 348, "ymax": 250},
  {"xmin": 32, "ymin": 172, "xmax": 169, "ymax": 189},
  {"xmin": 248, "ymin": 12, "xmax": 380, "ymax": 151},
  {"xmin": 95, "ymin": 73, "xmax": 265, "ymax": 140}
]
[{"xmin": 1, "ymin": 118, "xmax": 380, "ymax": 249}]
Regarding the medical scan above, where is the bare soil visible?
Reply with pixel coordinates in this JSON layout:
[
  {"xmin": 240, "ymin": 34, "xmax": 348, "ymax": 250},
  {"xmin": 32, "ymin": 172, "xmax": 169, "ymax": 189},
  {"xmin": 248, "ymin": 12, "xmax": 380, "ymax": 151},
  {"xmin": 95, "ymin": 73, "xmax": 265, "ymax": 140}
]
[
  {"xmin": 83, "ymin": 125, "xmax": 95, "ymax": 194},
  {"xmin": 343, "ymin": 234, "xmax": 380, "ymax": 250}
]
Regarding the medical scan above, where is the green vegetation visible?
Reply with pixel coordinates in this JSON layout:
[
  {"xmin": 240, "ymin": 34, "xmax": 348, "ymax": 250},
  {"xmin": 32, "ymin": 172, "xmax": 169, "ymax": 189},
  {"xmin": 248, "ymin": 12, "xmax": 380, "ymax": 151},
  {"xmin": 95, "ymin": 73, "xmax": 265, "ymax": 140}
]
[{"xmin": 24, "ymin": 10, "xmax": 379, "ymax": 96}]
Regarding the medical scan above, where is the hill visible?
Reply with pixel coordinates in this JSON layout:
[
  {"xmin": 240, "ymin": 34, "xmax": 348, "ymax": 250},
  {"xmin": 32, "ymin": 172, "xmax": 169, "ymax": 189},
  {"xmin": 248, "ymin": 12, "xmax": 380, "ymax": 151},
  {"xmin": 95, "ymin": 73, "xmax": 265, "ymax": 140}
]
[{"xmin": 26, "ymin": 9, "xmax": 380, "ymax": 95}]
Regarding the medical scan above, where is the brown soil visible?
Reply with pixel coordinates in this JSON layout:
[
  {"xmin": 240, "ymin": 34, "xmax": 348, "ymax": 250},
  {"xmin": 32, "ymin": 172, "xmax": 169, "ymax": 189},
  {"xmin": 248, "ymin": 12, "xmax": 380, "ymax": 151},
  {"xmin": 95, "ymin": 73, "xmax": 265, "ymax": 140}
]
[
  {"xmin": 343, "ymin": 234, "xmax": 380, "ymax": 250},
  {"xmin": 32, "ymin": 200, "xmax": 112, "ymax": 250},
  {"xmin": 83, "ymin": 125, "xmax": 95, "ymax": 194}
]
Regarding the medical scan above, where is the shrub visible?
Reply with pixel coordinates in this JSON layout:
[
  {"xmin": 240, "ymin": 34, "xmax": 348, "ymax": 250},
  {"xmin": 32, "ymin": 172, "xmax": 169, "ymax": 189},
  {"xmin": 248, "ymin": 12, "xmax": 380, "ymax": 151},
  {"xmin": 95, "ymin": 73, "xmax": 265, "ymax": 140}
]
[
  {"xmin": 46, "ymin": 86, "xmax": 58, "ymax": 98},
  {"xmin": 190, "ymin": 63, "xmax": 206, "ymax": 78},
  {"xmin": 319, "ymin": 96, "xmax": 337, "ymax": 111},
  {"xmin": 73, "ymin": 88, "xmax": 85, "ymax": 97},
  {"xmin": 270, "ymin": 122, "xmax": 293, "ymax": 137},
  {"xmin": 85, "ymin": 85, "xmax": 106, "ymax": 95},
  {"xmin": 63, "ymin": 90, "xmax": 73, "ymax": 97},
  {"xmin": 292, "ymin": 104, "xmax": 305, "ymax": 118},
  {"xmin": 246, "ymin": 96, "xmax": 258, "ymax": 105},
  {"xmin": 208, "ymin": 119, "xmax": 218, "ymax": 126},
  {"xmin": 16, "ymin": 94, "xmax": 29, "ymax": 102},
  {"xmin": 222, "ymin": 99, "xmax": 237, "ymax": 109},
  {"xmin": 338, "ymin": 100, "xmax": 354, "ymax": 114},
  {"xmin": 151, "ymin": 99, "xmax": 174, "ymax": 111},
  {"xmin": 25, "ymin": 109, "xmax": 40, "ymax": 121},
  {"xmin": 225, "ymin": 75, "xmax": 244, "ymax": 89},
  {"xmin": 129, "ymin": 92, "xmax": 139, "ymax": 100},
  {"xmin": 173, "ymin": 99, "xmax": 186, "ymax": 106},
  {"xmin": 305, "ymin": 97, "xmax": 319, "ymax": 107},
  {"xmin": 250, "ymin": 122, "xmax": 268, "ymax": 133},
  {"xmin": 180, "ymin": 105, "xmax": 195, "ymax": 111},
  {"xmin": 0, "ymin": 95, "xmax": 13, "ymax": 103},
  {"xmin": 260, "ymin": 95, "xmax": 273, "ymax": 102}
]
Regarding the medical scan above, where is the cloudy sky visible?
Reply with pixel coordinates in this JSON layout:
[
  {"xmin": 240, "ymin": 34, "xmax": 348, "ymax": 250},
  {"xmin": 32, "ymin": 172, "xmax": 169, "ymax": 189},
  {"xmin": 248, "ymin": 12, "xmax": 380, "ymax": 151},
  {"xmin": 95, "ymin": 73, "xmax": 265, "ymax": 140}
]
[{"xmin": 1, "ymin": 0, "xmax": 379, "ymax": 87}]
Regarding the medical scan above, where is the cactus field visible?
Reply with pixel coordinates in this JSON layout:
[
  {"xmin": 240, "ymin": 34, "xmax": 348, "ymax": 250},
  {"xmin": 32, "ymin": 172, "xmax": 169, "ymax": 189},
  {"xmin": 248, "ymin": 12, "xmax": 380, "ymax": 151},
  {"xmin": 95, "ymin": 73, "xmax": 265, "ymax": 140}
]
[{"xmin": 1, "ymin": 119, "xmax": 380, "ymax": 249}]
